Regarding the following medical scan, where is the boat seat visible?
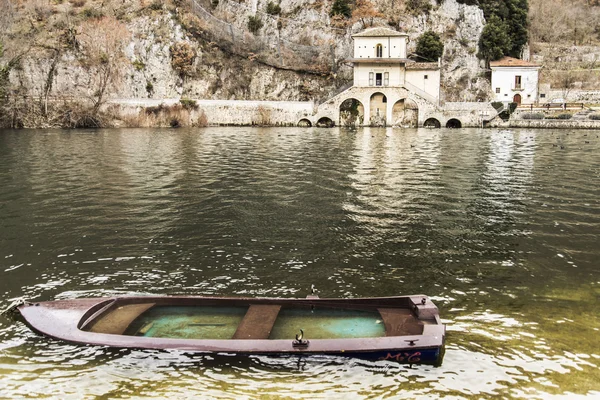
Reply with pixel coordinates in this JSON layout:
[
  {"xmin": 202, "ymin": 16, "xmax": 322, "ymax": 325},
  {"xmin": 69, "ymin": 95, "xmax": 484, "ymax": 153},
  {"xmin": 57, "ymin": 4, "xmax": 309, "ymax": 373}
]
[
  {"xmin": 89, "ymin": 303, "xmax": 155, "ymax": 335},
  {"xmin": 378, "ymin": 308, "xmax": 424, "ymax": 336},
  {"xmin": 232, "ymin": 304, "xmax": 281, "ymax": 340}
]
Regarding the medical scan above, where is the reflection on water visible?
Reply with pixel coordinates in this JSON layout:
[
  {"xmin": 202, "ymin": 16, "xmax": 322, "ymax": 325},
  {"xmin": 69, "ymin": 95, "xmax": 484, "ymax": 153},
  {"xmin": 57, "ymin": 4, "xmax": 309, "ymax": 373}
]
[{"xmin": 0, "ymin": 127, "xmax": 599, "ymax": 398}]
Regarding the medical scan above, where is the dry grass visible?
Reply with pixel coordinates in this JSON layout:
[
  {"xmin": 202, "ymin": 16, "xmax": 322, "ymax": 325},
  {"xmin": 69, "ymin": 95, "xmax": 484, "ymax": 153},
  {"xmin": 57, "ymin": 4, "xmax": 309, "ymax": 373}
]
[{"xmin": 120, "ymin": 103, "xmax": 208, "ymax": 128}]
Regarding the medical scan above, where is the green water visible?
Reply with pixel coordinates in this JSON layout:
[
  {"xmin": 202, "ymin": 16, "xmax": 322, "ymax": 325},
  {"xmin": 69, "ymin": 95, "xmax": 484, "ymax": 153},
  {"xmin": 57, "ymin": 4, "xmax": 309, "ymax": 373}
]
[
  {"xmin": 125, "ymin": 306, "xmax": 248, "ymax": 339},
  {"xmin": 269, "ymin": 308, "xmax": 386, "ymax": 340},
  {"xmin": 0, "ymin": 127, "xmax": 598, "ymax": 398}
]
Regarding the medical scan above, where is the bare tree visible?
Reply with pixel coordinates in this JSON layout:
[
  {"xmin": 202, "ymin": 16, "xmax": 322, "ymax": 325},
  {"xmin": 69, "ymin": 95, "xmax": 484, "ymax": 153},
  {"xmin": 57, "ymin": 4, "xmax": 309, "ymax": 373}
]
[
  {"xmin": 77, "ymin": 16, "xmax": 130, "ymax": 114},
  {"xmin": 351, "ymin": 0, "xmax": 383, "ymax": 29}
]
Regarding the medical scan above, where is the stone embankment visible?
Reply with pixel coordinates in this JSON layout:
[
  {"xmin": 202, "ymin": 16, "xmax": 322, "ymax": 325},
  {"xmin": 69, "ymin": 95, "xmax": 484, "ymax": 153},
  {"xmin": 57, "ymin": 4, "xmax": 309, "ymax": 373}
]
[
  {"xmin": 504, "ymin": 107, "xmax": 600, "ymax": 129},
  {"xmin": 110, "ymin": 99, "xmax": 314, "ymax": 126}
]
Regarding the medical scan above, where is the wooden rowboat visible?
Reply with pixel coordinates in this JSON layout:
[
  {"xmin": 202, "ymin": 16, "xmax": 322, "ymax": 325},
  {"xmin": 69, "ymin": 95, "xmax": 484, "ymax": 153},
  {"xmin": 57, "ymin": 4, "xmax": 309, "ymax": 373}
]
[{"xmin": 16, "ymin": 294, "xmax": 445, "ymax": 365}]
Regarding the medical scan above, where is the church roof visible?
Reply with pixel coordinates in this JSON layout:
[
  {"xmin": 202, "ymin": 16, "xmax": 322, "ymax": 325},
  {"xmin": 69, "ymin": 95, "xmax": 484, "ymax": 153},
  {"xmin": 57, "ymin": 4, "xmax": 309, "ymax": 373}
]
[
  {"xmin": 490, "ymin": 56, "xmax": 540, "ymax": 68},
  {"xmin": 406, "ymin": 62, "xmax": 440, "ymax": 70},
  {"xmin": 352, "ymin": 27, "xmax": 408, "ymax": 38}
]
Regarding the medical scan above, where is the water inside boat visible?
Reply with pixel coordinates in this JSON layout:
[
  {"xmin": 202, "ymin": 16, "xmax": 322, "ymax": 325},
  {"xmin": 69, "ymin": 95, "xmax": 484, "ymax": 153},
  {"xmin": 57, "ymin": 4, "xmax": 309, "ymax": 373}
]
[{"xmin": 88, "ymin": 305, "xmax": 390, "ymax": 340}]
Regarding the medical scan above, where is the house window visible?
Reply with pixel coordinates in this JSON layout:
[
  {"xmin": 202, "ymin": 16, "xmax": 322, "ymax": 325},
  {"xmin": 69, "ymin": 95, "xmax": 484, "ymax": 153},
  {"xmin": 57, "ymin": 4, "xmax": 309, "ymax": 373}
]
[
  {"xmin": 515, "ymin": 75, "xmax": 522, "ymax": 89},
  {"xmin": 424, "ymin": 75, "xmax": 428, "ymax": 79},
  {"xmin": 384, "ymin": 72, "xmax": 389, "ymax": 86},
  {"xmin": 376, "ymin": 44, "xmax": 383, "ymax": 58},
  {"xmin": 375, "ymin": 73, "xmax": 382, "ymax": 86},
  {"xmin": 540, "ymin": 93, "xmax": 546, "ymax": 98},
  {"xmin": 369, "ymin": 72, "xmax": 374, "ymax": 86},
  {"xmin": 496, "ymin": 88, "xmax": 501, "ymax": 93}
]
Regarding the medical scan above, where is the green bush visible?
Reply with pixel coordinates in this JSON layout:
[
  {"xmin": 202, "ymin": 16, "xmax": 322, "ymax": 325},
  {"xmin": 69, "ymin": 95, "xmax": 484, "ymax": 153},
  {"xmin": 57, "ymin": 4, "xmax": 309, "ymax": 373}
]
[
  {"xmin": 149, "ymin": 0, "xmax": 162, "ymax": 10},
  {"xmin": 247, "ymin": 15, "xmax": 263, "ymax": 34},
  {"xmin": 266, "ymin": 1, "xmax": 281, "ymax": 15},
  {"xmin": 330, "ymin": 0, "xmax": 351, "ymax": 18},
  {"xmin": 415, "ymin": 31, "xmax": 444, "ymax": 62},
  {"xmin": 145, "ymin": 81, "xmax": 154, "ymax": 95},
  {"xmin": 132, "ymin": 59, "xmax": 145, "ymax": 71},
  {"xmin": 180, "ymin": 98, "xmax": 198, "ymax": 110},
  {"xmin": 557, "ymin": 113, "xmax": 573, "ymax": 120},
  {"xmin": 82, "ymin": 7, "xmax": 104, "ymax": 19},
  {"xmin": 491, "ymin": 101, "xmax": 504, "ymax": 112},
  {"xmin": 406, "ymin": 0, "xmax": 432, "ymax": 15}
]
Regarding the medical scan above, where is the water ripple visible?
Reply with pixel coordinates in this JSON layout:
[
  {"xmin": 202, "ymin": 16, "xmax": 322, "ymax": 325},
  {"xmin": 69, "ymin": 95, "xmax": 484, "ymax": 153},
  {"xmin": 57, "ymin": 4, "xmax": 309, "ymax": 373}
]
[{"xmin": 0, "ymin": 127, "xmax": 599, "ymax": 398}]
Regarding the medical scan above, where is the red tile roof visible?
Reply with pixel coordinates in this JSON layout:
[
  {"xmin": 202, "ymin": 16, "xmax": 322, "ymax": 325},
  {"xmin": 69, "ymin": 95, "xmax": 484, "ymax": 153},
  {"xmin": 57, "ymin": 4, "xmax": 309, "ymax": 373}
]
[{"xmin": 490, "ymin": 56, "xmax": 540, "ymax": 67}]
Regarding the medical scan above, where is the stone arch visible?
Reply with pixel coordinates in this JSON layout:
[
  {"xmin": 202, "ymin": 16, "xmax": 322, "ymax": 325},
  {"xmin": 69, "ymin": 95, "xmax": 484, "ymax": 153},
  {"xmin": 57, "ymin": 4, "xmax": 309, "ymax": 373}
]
[
  {"xmin": 423, "ymin": 118, "xmax": 441, "ymax": 128},
  {"xmin": 298, "ymin": 118, "xmax": 312, "ymax": 127},
  {"xmin": 339, "ymin": 98, "xmax": 364, "ymax": 127},
  {"xmin": 369, "ymin": 92, "xmax": 387, "ymax": 126},
  {"xmin": 446, "ymin": 118, "xmax": 462, "ymax": 128},
  {"xmin": 316, "ymin": 117, "xmax": 335, "ymax": 128},
  {"xmin": 392, "ymin": 98, "xmax": 418, "ymax": 127}
]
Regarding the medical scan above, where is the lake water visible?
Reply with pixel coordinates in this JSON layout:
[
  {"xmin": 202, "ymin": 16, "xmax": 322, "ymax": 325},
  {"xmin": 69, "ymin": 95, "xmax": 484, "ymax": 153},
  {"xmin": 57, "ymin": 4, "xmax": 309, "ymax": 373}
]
[{"xmin": 0, "ymin": 127, "xmax": 598, "ymax": 398}]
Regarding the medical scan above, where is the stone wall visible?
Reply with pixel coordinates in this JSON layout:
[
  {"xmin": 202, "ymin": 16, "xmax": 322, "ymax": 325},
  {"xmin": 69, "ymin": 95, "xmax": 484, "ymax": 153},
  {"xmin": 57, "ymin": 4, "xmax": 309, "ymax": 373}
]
[
  {"xmin": 508, "ymin": 120, "xmax": 600, "ymax": 129},
  {"xmin": 110, "ymin": 99, "xmax": 314, "ymax": 126}
]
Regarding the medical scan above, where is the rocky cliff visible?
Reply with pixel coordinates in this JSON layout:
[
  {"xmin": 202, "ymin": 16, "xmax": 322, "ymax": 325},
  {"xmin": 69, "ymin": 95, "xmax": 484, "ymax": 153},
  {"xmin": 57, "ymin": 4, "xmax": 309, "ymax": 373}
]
[
  {"xmin": 0, "ymin": 0, "xmax": 491, "ymax": 127},
  {"xmin": 1, "ymin": 0, "xmax": 594, "ymax": 128}
]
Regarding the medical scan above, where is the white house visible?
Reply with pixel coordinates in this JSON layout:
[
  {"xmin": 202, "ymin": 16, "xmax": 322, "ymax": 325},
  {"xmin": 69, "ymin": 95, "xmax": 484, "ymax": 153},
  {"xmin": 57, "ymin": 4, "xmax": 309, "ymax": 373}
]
[
  {"xmin": 349, "ymin": 27, "xmax": 441, "ymax": 104},
  {"xmin": 490, "ymin": 57, "xmax": 541, "ymax": 105}
]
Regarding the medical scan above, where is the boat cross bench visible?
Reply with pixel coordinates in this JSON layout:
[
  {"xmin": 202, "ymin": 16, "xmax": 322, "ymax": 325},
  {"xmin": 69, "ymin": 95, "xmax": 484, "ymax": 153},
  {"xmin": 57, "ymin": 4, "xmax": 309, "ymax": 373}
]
[{"xmin": 17, "ymin": 294, "xmax": 446, "ymax": 365}]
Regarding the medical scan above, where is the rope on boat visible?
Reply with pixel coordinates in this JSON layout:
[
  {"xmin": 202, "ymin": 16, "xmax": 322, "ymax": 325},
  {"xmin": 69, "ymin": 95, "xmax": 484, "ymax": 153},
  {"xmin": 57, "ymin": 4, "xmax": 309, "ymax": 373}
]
[{"xmin": 0, "ymin": 298, "xmax": 27, "ymax": 316}]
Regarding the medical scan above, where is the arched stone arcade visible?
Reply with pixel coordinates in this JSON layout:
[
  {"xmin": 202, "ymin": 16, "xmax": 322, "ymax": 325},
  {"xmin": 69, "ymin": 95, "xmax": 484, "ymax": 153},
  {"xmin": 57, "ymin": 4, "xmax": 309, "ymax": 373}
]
[
  {"xmin": 339, "ymin": 98, "xmax": 365, "ymax": 127},
  {"xmin": 298, "ymin": 118, "xmax": 312, "ymax": 127},
  {"xmin": 392, "ymin": 98, "xmax": 419, "ymax": 127},
  {"xmin": 423, "ymin": 118, "xmax": 441, "ymax": 128},
  {"xmin": 446, "ymin": 118, "xmax": 462, "ymax": 128},
  {"xmin": 316, "ymin": 117, "xmax": 335, "ymax": 128},
  {"xmin": 369, "ymin": 92, "xmax": 387, "ymax": 126},
  {"xmin": 313, "ymin": 87, "xmax": 435, "ymax": 128}
]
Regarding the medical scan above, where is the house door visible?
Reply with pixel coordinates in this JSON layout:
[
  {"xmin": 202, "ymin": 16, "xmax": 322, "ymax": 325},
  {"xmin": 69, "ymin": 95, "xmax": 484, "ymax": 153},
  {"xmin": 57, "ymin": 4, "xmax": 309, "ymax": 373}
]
[
  {"xmin": 376, "ymin": 73, "xmax": 382, "ymax": 86},
  {"xmin": 513, "ymin": 94, "xmax": 522, "ymax": 105}
]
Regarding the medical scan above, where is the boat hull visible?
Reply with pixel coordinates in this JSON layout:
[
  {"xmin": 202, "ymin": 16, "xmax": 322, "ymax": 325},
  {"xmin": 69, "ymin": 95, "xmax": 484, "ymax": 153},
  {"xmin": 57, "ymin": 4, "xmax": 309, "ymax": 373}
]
[{"xmin": 17, "ymin": 295, "xmax": 445, "ymax": 365}]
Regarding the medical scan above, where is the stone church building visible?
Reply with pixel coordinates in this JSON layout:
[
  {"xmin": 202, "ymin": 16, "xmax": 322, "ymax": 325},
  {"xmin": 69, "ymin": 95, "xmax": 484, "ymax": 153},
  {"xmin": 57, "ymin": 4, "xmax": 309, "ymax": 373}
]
[{"xmin": 301, "ymin": 27, "xmax": 495, "ymax": 128}]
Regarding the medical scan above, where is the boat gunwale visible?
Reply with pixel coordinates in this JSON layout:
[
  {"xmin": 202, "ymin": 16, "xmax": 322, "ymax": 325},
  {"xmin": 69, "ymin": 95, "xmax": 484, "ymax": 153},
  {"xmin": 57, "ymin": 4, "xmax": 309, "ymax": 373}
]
[{"xmin": 16, "ymin": 295, "xmax": 445, "ymax": 360}]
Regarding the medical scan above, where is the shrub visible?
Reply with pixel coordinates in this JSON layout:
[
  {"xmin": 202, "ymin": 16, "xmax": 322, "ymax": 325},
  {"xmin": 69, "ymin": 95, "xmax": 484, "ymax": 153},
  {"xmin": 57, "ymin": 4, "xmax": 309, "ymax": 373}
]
[
  {"xmin": 557, "ymin": 113, "xmax": 573, "ymax": 120},
  {"xmin": 170, "ymin": 42, "xmax": 196, "ymax": 77},
  {"xmin": 415, "ymin": 31, "xmax": 444, "ymax": 62},
  {"xmin": 132, "ymin": 59, "xmax": 145, "ymax": 71},
  {"xmin": 330, "ymin": 0, "xmax": 351, "ymax": 18},
  {"xmin": 82, "ymin": 7, "xmax": 104, "ymax": 19},
  {"xmin": 70, "ymin": 0, "xmax": 86, "ymax": 7},
  {"xmin": 149, "ymin": 0, "xmax": 162, "ymax": 10},
  {"xmin": 196, "ymin": 110, "xmax": 208, "ymax": 127},
  {"xmin": 521, "ymin": 113, "xmax": 544, "ymax": 120},
  {"xmin": 590, "ymin": 114, "xmax": 600, "ymax": 120},
  {"xmin": 266, "ymin": 1, "xmax": 281, "ymax": 15},
  {"xmin": 145, "ymin": 81, "xmax": 154, "ymax": 95},
  {"xmin": 180, "ymin": 98, "xmax": 198, "ymax": 110},
  {"xmin": 406, "ymin": 0, "xmax": 432, "ymax": 15},
  {"xmin": 491, "ymin": 101, "xmax": 504, "ymax": 112},
  {"xmin": 247, "ymin": 15, "xmax": 263, "ymax": 34}
]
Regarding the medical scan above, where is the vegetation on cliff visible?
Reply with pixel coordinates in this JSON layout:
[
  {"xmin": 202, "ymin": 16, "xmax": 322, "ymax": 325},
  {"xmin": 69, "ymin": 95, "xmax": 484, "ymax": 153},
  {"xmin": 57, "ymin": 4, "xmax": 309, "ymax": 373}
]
[{"xmin": 415, "ymin": 31, "xmax": 444, "ymax": 62}]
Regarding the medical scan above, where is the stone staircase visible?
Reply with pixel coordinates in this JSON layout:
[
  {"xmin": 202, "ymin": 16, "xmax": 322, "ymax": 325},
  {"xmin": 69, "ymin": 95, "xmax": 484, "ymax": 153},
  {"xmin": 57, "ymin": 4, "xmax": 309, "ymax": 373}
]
[{"xmin": 572, "ymin": 109, "xmax": 594, "ymax": 120}]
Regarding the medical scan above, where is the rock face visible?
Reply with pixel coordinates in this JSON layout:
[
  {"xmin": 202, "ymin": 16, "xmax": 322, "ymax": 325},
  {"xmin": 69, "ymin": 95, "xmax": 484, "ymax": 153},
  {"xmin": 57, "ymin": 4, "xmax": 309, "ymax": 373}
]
[{"xmin": 3, "ymin": 0, "xmax": 490, "ymax": 119}]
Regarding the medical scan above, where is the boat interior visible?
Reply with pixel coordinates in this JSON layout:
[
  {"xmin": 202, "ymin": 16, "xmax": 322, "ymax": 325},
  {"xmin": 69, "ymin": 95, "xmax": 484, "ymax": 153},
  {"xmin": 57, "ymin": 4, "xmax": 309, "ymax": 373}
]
[{"xmin": 78, "ymin": 298, "xmax": 428, "ymax": 340}]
